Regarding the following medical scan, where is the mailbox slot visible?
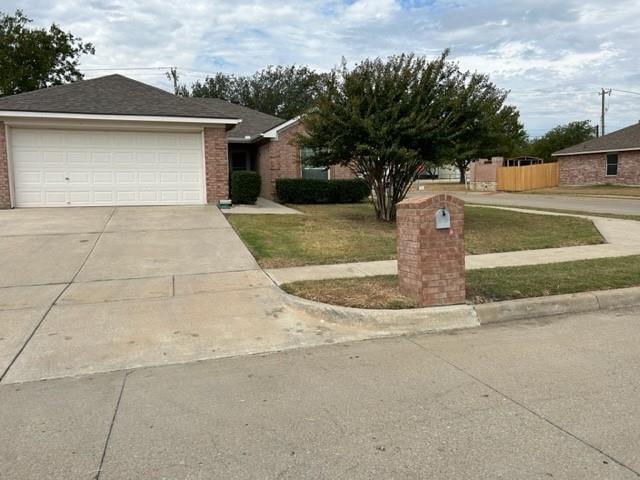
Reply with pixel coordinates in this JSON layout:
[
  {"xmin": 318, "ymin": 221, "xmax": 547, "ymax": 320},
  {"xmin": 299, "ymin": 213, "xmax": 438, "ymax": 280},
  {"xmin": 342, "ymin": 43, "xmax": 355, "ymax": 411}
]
[{"xmin": 435, "ymin": 208, "xmax": 451, "ymax": 230}]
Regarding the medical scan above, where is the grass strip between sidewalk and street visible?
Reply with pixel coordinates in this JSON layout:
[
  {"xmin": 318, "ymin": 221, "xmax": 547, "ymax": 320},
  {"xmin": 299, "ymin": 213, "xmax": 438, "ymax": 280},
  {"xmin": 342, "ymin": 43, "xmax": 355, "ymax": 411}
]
[
  {"xmin": 280, "ymin": 255, "xmax": 640, "ymax": 309},
  {"xmin": 228, "ymin": 203, "xmax": 604, "ymax": 268}
]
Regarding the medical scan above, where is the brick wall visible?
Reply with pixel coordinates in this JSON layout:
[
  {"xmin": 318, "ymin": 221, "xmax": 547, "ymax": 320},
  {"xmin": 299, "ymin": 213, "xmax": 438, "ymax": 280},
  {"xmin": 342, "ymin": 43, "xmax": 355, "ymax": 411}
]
[
  {"xmin": 203, "ymin": 126, "xmax": 229, "ymax": 203},
  {"xmin": 559, "ymin": 151, "xmax": 640, "ymax": 185},
  {"xmin": 257, "ymin": 122, "xmax": 357, "ymax": 200},
  {"xmin": 330, "ymin": 164, "xmax": 355, "ymax": 179},
  {"xmin": 0, "ymin": 122, "xmax": 10, "ymax": 209},
  {"xmin": 469, "ymin": 161, "xmax": 498, "ymax": 182},
  {"xmin": 257, "ymin": 122, "xmax": 305, "ymax": 200},
  {"xmin": 396, "ymin": 193, "xmax": 465, "ymax": 307}
]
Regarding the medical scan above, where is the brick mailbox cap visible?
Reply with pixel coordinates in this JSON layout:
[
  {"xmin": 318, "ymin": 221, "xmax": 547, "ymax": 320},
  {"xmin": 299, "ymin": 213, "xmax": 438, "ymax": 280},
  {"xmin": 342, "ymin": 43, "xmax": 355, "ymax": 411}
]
[{"xmin": 397, "ymin": 193, "xmax": 465, "ymax": 209}]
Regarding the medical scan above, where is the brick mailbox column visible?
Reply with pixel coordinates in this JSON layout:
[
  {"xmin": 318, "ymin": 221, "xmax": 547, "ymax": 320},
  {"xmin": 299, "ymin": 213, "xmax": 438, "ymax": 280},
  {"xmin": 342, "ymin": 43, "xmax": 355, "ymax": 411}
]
[{"xmin": 397, "ymin": 194, "xmax": 465, "ymax": 306}]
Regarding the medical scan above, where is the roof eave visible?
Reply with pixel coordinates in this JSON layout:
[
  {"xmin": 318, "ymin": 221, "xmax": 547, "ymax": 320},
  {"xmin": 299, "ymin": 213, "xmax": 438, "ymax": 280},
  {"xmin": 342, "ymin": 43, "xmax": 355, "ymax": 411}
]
[
  {"xmin": 552, "ymin": 146, "xmax": 640, "ymax": 157},
  {"xmin": 261, "ymin": 116, "xmax": 301, "ymax": 139},
  {"xmin": 0, "ymin": 110, "xmax": 242, "ymax": 125}
]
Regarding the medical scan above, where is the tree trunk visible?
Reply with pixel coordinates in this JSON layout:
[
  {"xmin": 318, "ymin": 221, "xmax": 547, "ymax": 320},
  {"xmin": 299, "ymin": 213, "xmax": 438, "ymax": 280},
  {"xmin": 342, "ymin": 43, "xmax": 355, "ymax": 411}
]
[
  {"xmin": 458, "ymin": 167, "xmax": 466, "ymax": 184},
  {"xmin": 371, "ymin": 180, "xmax": 396, "ymax": 222}
]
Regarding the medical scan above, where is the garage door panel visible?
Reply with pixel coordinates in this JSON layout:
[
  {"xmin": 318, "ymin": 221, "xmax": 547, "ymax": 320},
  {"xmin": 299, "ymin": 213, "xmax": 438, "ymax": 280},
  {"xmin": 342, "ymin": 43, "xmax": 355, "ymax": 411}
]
[
  {"xmin": 115, "ymin": 172, "xmax": 137, "ymax": 184},
  {"xmin": 11, "ymin": 128, "xmax": 206, "ymax": 207},
  {"xmin": 181, "ymin": 172, "xmax": 201, "ymax": 183},
  {"xmin": 45, "ymin": 191, "xmax": 67, "ymax": 205},
  {"xmin": 183, "ymin": 191, "xmax": 202, "ymax": 202},
  {"xmin": 68, "ymin": 172, "xmax": 91, "ymax": 184},
  {"xmin": 93, "ymin": 172, "xmax": 114, "ymax": 184},
  {"xmin": 139, "ymin": 172, "xmax": 157, "ymax": 184},
  {"xmin": 44, "ymin": 172, "xmax": 67, "ymax": 184}
]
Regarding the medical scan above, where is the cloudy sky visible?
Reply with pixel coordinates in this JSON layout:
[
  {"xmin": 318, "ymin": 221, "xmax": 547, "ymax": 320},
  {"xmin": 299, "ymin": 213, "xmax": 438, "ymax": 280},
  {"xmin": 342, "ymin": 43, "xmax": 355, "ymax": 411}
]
[{"xmin": 5, "ymin": 0, "xmax": 640, "ymax": 136}]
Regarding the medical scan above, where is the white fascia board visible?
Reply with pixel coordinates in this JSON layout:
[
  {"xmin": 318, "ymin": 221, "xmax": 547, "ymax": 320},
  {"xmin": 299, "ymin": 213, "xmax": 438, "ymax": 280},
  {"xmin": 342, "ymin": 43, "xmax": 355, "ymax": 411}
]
[
  {"xmin": 0, "ymin": 110, "xmax": 242, "ymax": 125},
  {"xmin": 261, "ymin": 116, "xmax": 301, "ymax": 139},
  {"xmin": 552, "ymin": 146, "xmax": 640, "ymax": 157}
]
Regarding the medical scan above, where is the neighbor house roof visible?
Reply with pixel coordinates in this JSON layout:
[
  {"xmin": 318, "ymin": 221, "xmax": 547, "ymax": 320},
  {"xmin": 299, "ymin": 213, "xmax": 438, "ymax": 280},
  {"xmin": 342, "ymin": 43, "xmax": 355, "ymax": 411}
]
[
  {"xmin": 187, "ymin": 97, "xmax": 286, "ymax": 142},
  {"xmin": 0, "ymin": 74, "xmax": 240, "ymax": 122},
  {"xmin": 553, "ymin": 122, "xmax": 640, "ymax": 156}
]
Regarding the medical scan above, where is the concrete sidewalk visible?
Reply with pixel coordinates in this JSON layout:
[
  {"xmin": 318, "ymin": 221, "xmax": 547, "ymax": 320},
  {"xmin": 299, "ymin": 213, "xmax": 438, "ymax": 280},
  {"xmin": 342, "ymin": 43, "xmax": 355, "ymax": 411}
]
[
  {"xmin": 2, "ymin": 307, "xmax": 639, "ymax": 479},
  {"xmin": 266, "ymin": 208, "xmax": 640, "ymax": 285},
  {"xmin": 413, "ymin": 190, "xmax": 640, "ymax": 217}
]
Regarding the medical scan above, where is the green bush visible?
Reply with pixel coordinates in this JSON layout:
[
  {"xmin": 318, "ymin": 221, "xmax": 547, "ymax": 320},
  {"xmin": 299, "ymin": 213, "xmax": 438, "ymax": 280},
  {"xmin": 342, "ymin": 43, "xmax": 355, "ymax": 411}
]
[
  {"xmin": 275, "ymin": 178, "xmax": 369, "ymax": 204},
  {"xmin": 231, "ymin": 171, "xmax": 261, "ymax": 204}
]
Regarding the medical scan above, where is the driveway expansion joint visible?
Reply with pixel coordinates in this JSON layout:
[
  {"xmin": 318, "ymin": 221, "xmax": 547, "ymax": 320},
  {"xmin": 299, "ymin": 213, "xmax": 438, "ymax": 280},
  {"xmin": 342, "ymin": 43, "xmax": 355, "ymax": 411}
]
[
  {"xmin": 95, "ymin": 370, "xmax": 129, "ymax": 480},
  {"xmin": 0, "ymin": 281, "xmax": 72, "ymax": 383}
]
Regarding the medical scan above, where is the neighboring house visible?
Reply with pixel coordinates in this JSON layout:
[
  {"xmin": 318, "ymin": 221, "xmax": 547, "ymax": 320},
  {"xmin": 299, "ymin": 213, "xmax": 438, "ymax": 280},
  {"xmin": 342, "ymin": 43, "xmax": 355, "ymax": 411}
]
[
  {"xmin": 0, "ymin": 74, "xmax": 352, "ymax": 208},
  {"xmin": 552, "ymin": 122, "xmax": 640, "ymax": 185}
]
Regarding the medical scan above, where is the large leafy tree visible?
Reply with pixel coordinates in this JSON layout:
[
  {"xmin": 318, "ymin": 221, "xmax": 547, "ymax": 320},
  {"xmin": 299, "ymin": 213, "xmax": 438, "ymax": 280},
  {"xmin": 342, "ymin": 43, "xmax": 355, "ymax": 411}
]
[
  {"xmin": 297, "ymin": 52, "xmax": 462, "ymax": 221},
  {"xmin": 0, "ymin": 10, "xmax": 94, "ymax": 96},
  {"xmin": 442, "ymin": 73, "xmax": 527, "ymax": 183},
  {"xmin": 188, "ymin": 65, "xmax": 328, "ymax": 118},
  {"xmin": 528, "ymin": 120, "xmax": 595, "ymax": 161}
]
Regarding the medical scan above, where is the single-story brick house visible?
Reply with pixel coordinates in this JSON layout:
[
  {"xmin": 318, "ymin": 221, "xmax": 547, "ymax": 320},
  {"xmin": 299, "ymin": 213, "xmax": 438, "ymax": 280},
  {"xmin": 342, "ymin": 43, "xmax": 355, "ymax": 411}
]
[
  {"xmin": 0, "ymin": 74, "xmax": 352, "ymax": 208},
  {"xmin": 552, "ymin": 122, "xmax": 640, "ymax": 185}
]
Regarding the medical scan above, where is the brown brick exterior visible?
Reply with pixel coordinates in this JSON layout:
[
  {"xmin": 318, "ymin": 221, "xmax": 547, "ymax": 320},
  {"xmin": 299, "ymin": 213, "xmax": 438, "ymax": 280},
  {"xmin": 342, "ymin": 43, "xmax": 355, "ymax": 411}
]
[
  {"xmin": 257, "ymin": 122, "xmax": 356, "ymax": 200},
  {"xmin": 203, "ymin": 126, "xmax": 229, "ymax": 203},
  {"xmin": 329, "ymin": 164, "xmax": 355, "ymax": 179},
  {"xmin": 0, "ymin": 122, "xmax": 10, "ymax": 209},
  {"xmin": 257, "ymin": 123, "xmax": 304, "ymax": 200},
  {"xmin": 559, "ymin": 151, "xmax": 640, "ymax": 186},
  {"xmin": 397, "ymin": 194, "xmax": 465, "ymax": 307}
]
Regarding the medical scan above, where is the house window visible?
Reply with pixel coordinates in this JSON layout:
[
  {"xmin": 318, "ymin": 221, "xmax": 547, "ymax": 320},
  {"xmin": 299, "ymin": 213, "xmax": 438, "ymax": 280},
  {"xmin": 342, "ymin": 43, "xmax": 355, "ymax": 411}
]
[
  {"xmin": 300, "ymin": 147, "xmax": 329, "ymax": 180},
  {"xmin": 606, "ymin": 153, "xmax": 618, "ymax": 176}
]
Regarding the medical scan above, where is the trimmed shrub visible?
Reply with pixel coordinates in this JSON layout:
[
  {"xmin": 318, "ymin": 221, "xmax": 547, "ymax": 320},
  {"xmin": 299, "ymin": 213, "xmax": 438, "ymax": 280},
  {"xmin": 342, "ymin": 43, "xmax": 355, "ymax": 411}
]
[
  {"xmin": 231, "ymin": 171, "xmax": 261, "ymax": 204},
  {"xmin": 275, "ymin": 178, "xmax": 369, "ymax": 204}
]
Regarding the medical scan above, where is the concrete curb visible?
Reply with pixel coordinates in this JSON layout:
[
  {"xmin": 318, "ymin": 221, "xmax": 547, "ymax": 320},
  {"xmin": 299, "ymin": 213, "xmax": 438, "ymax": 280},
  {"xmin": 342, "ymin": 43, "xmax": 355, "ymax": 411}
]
[
  {"xmin": 282, "ymin": 286, "xmax": 640, "ymax": 332},
  {"xmin": 476, "ymin": 286, "xmax": 640, "ymax": 324},
  {"xmin": 281, "ymin": 291, "xmax": 480, "ymax": 333}
]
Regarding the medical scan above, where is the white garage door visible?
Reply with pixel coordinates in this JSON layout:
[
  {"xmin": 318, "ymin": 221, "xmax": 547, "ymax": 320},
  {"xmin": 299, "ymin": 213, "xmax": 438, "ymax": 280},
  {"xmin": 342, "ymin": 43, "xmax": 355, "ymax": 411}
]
[{"xmin": 10, "ymin": 128, "xmax": 206, "ymax": 207}]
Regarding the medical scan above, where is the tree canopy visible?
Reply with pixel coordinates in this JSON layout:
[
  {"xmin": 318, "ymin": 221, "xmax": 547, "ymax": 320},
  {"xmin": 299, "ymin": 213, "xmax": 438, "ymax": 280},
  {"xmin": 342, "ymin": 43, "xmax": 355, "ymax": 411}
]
[
  {"xmin": 297, "ymin": 51, "xmax": 524, "ymax": 221},
  {"xmin": 0, "ymin": 10, "xmax": 94, "ymax": 96},
  {"xmin": 185, "ymin": 65, "xmax": 328, "ymax": 119},
  {"xmin": 440, "ymin": 73, "xmax": 527, "ymax": 182},
  {"xmin": 528, "ymin": 120, "xmax": 596, "ymax": 161}
]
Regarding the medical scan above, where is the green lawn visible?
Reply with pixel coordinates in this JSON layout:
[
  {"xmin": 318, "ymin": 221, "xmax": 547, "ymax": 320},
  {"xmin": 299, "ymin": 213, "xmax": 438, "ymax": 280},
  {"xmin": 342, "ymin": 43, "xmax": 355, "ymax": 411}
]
[
  {"xmin": 228, "ymin": 203, "xmax": 603, "ymax": 268},
  {"xmin": 281, "ymin": 255, "xmax": 640, "ymax": 309}
]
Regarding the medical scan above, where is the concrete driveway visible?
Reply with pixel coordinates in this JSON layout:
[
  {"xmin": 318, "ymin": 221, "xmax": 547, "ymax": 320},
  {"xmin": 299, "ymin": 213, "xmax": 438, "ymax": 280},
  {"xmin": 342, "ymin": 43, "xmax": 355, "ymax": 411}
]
[{"xmin": 0, "ymin": 206, "xmax": 373, "ymax": 384}]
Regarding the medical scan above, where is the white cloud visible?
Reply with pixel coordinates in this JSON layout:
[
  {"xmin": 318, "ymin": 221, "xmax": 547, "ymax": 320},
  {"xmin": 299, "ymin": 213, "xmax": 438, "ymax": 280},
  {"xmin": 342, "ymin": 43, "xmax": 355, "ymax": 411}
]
[{"xmin": 3, "ymin": 0, "xmax": 640, "ymax": 135}]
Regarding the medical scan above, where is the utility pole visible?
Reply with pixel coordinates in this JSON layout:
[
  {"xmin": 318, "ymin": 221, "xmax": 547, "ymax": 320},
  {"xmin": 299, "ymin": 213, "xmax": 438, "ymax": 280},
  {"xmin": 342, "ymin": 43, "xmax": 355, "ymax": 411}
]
[
  {"xmin": 167, "ymin": 67, "xmax": 179, "ymax": 95},
  {"xmin": 600, "ymin": 88, "xmax": 611, "ymax": 136}
]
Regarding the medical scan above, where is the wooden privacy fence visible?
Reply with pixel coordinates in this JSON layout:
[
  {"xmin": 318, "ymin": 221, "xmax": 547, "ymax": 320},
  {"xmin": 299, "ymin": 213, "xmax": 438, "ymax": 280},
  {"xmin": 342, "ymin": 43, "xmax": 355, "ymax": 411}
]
[{"xmin": 497, "ymin": 163, "xmax": 559, "ymax": 192}]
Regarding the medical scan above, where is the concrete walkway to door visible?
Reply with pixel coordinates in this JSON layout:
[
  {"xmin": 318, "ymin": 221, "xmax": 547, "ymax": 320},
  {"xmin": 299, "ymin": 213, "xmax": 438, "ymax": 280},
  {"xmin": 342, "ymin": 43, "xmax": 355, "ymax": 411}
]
[{"xmin": 0, "ymin": 206, "xmax": 382, "ymax": 384}]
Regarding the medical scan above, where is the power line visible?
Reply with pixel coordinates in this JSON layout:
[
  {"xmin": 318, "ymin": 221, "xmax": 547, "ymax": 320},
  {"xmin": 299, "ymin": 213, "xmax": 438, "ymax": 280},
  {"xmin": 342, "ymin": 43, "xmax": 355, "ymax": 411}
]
[{"xmin": 610, "ymin": 88, "xmax": 640, "ymax": 96}]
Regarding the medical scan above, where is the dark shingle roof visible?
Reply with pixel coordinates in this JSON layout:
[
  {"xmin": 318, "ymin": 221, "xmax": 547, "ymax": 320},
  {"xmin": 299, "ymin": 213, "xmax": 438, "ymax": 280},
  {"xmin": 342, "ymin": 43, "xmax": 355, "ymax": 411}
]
[
  {"xmin": 0, "ymin": 74, "xmax": 240, "ymax": 120},
  {"xmin": 186, "ymin": 97, "xmax": 286, "ymax": 141},
  {"xmin": 553, "ymin": 122, "xmax": 640, "ymax": 156}
]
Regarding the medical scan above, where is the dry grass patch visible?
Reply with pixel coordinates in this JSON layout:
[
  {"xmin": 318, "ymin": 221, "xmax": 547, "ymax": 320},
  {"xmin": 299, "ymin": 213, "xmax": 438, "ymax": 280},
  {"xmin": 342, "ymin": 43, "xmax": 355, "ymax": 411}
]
[
  {"xmin": 282, "ymin": 255, "xmax": 640, "ymax": 309},
  {"xmin": 281, "ymin": 275, "xmax": 417, "ymax": 309},
  {"xmin": 228, "ymin": 203, "xmax": 604, "ymax": 268}
]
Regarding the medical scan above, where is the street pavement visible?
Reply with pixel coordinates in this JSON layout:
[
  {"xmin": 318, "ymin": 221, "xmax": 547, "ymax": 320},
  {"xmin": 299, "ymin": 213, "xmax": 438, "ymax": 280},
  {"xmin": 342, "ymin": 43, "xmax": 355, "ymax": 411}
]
[
  {"xmin": 1, "ymin": 306, "xmax": 639, "ymax": 479},
  {"xmin": 440, "ymin": 191, "xmax": 640, "ymax": 216}
]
